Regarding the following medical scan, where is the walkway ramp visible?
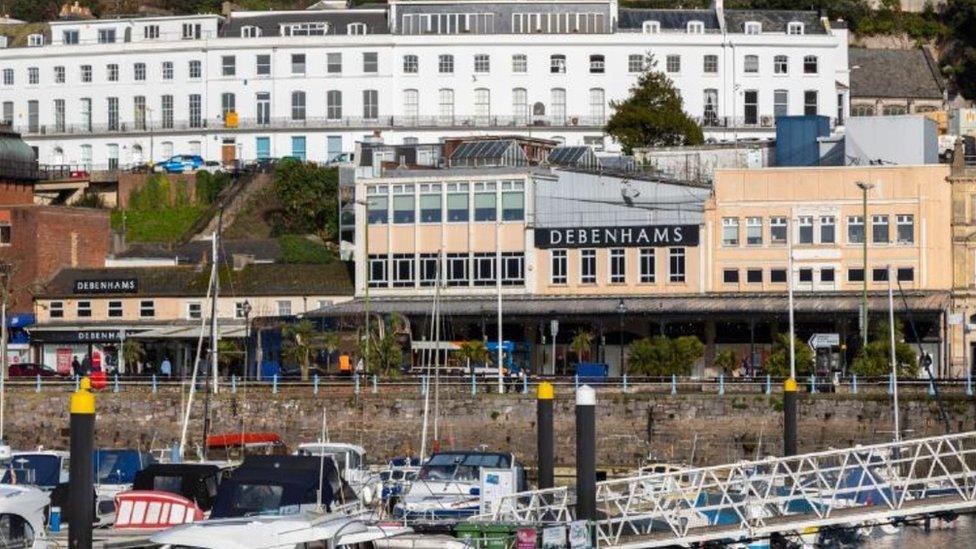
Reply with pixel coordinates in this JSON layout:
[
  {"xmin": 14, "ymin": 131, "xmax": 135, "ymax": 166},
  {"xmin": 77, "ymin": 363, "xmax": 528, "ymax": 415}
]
[{"xmin": 479, "ymin": 431, "xmax": 976, "ymax": 547}]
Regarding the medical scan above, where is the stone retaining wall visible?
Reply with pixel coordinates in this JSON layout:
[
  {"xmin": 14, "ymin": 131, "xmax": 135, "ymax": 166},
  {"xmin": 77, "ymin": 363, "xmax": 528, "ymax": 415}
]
[{"xmin": 6, "ymin": 385, "xmax": 974, "ymax": 468}]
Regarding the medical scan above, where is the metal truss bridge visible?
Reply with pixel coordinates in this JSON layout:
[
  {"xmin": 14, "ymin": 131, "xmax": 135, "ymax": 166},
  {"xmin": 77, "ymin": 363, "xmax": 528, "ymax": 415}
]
[{"xmin": 476, "ymin": 431, "xmax": 976, "ymax": 547}]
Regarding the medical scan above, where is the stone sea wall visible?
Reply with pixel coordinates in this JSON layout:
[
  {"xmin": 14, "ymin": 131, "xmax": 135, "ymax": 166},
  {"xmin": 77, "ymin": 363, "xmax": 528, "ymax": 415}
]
[{"xmin": 6, "ymin": 383, "xmax": 974, "ymax": 468}]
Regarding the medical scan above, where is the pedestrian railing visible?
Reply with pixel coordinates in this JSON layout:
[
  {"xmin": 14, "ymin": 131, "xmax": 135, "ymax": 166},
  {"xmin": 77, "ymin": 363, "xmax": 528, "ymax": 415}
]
[{"xmin": 7, "ymin": 373, "xmax": 975, "ymax": 398}]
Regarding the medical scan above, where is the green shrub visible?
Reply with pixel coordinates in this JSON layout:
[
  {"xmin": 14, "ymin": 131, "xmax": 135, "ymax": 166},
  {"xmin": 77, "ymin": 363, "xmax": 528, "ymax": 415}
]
[
  {"xmin": 627, "ymin": 336, "xmax": 704, "ymax": 376},
  {"xmin": 764, "ymin": 333, "xmax": 815, "ymax": 378}
]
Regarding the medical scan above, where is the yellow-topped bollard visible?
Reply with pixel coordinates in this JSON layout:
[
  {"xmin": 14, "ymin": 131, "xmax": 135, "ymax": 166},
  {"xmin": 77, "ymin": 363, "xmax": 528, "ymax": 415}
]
[
  {"xmin": 783, "ymin": 377, "xmax": 798, "ymax": 457},
  {"xmin": 69, "ymin": 377, "xmax": 95, "ymax": 549},
  {"xmin": 537, "ymin": 381, "xmax": 554, "ymax": 489}
]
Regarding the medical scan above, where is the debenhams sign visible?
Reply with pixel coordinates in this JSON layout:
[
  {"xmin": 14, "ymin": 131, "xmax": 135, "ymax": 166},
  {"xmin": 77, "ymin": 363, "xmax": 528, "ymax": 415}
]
[
  {"xmin": 535, "ymin": 224, "xmax": 699, "ymax": 249},
  {"xmin": 73, "ymin": 279, "xmax": 139, "ymax": 294}
]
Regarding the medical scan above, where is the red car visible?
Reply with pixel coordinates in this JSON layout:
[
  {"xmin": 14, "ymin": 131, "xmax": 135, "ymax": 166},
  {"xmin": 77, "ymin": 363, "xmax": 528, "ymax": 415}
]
[{"xmin": 8, "ymin": 363, "xmax": 61, "ymax": 378}]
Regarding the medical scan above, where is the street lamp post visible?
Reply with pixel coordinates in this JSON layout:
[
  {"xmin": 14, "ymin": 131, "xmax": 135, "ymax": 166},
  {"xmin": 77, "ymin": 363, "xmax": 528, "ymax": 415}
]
[
  {"xmin": 617, "ymin": 299, "xmax": 627, "ymax": 376},
  {"xmin": 856, "ymin": 181, "xmax": 874, "ymax": 349}
]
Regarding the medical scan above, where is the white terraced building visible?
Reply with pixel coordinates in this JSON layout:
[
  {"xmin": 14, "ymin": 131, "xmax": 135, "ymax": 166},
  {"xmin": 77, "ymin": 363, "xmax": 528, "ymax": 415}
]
[{"xmin": 0, "ymin": 0, "xmax": 849, "ymax": 167}]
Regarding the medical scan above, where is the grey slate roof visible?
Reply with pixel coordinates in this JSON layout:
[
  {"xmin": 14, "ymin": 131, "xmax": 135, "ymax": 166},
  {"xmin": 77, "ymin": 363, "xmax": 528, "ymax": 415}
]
[
  {"xmin": 118, "ymin": 238, "xmax": 284, "ymax": 263},
  {"xmin": 617, "ymin": 9, "xmax": 719, "ymax": 31},
  {"xmin": 222, "ymin": 11, "xmax": 388, "ymax": 37},
  {"xmin": 723, "ymin": 10, "xmax": 826, "ymax": 34},
  {"xmin": 41, "ymin": 263, "xmax": 355, "ymax": 298},
  {"xmin": 849, "ymin": 48, "xmax": 946, "ymax": 100},
  {"xmin": 308, "ymin": 292, "xmax": 948, "ymax": 317}
]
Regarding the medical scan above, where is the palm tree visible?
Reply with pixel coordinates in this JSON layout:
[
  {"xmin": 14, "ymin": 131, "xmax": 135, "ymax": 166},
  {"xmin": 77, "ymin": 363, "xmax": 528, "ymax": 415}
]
[
  {"xmin": 570, "ymin": 329, "xmax": 595, "ymax": 363},
  {"xmin": 456, "ymin": 340, "xmax": 491, "ymax": 374},
  {"xmin": 122, "ymin": 340, "xmax": 146, "ymax": 370},
  {"xmin": 282, "ymin": 319, "xmax": 337, "ymax": 380}
]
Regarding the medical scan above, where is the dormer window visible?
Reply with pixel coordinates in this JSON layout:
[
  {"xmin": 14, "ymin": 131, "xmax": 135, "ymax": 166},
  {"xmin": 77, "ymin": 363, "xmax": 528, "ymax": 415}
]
[
  {"xmin": 687, "ymin": 21, "xmax": 705, "ymax": 34},
  {"xmin": 241, "ymin": 25, "xmax": 261, "ymax": 38},
  {"xmin": 744, "ymin": 22, "xmax": 762, "ymax": 35},
  {"xmin": 642, "ymin": 21, "xmax": 660, "ymax": 34},
  {"xmin": 281, "ymin": 22, "xmax": 328, "ymax": 36},
  {"xmin": 347, "ymin": 23, "xmax": 367, "ymax": 35},
  {"xmin": 787, "ymin": 22, "xmax": 805, "ymax": 35},
  {"xmin": 27, "ymin": 34, "xmax": 44, "ymax": 47}
]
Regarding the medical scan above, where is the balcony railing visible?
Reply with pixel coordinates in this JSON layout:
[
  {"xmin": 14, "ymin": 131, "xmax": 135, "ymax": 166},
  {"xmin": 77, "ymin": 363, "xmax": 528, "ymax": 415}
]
[
  {"xmin": 15, "ymin": 115, "xmax": 610, "ymax": 137},
  {"xmin": 15, "ymin": 113, "xmax": 816, "ymax": 138}
]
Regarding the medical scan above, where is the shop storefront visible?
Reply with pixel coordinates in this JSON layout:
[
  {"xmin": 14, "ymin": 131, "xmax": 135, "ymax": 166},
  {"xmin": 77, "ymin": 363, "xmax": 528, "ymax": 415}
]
[{"xmin": 30, "ymin": 326, "xmax": 150, "ymax": 374}]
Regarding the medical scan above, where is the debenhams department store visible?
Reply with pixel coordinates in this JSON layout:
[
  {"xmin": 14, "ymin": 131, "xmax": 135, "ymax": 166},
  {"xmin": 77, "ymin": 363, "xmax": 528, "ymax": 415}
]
[{"xmin": 319, "ymin": 165, "xmax": 951, "ymax": 377}]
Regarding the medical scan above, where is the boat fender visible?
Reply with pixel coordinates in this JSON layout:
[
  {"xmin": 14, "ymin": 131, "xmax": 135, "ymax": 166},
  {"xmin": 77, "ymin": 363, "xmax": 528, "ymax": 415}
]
[{"xmin": 361, "ymin": 485, "xmax": 374, "ymax": 505}]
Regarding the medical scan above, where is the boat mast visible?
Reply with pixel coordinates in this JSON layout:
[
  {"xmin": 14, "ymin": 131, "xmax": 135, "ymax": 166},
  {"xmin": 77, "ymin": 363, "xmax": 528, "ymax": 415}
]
[
  {"xmin": 433, "ymin": 256, "xmax": 442, "ymax": 445},
  {"xmin": 178, "ymin": 237, "xmax": 216, "ymax": 459},
  {"xmin": 202, "ymin": 218, "xmax": 221, "ymax": 459},
  {"xmin": 419, "ymin": 252, "xmax": 441, "ymax": 461},
  {"xmin": 888, "ymin": 265, "xmax": 900, "ymax": 443}
]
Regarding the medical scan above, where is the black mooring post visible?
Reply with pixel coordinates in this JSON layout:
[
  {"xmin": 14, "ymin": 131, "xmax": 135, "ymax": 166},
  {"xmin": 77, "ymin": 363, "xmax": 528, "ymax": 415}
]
[
  {"xmin": 576, "ymin": 385, "xmax": 596, "ymax": 521},
  {"xmin": 537, "ymin": 381, "xmax": 554, "ymax": 490},
  {"xmin": 69, "ymin": 377, "xmax": 95, "ymax": 549},
  {"xmin": 784, "ymin": 378, "xmax": 798, "ymax": 456}
]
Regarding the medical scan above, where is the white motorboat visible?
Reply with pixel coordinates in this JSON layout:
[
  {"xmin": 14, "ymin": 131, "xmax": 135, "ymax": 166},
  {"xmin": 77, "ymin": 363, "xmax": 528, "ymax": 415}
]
[
  {"xmin": 151, "ymin": 511, "xmax": 412, "ymax": 549},
  {"xmin": 295, "ymin": 442, "xmax": 381, "ymax": 503},
  {"xmin": 2, "ymin": 450, "xmax": 70, "ymax": 489},
  {"xmin": 395, "ymin": 451, "xmax": 525, "ymax": 521},
  {"xmin": 0, "ymin": 484, "xmax": 50, "ymax": 548}
]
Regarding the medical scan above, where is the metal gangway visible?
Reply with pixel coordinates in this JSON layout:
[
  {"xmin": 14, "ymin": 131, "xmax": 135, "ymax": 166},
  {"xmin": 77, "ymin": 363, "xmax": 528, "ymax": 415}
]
[{"xmin": 477, "ymin": 431, "xmax": 976, "ymax": 547}]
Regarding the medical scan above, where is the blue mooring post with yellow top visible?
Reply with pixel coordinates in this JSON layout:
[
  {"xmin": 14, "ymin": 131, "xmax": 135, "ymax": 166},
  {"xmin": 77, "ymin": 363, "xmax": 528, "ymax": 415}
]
[
  {"xmin": 536, "ymin": 382, "xmax": 554, "ymax": 490},
  {"xmin": 69, "ymin": 377, "xmax": 95, "ymax": 548},
  {"xmin": 783, "ymin": 377, "xmax": 798, "ymax": 456}
]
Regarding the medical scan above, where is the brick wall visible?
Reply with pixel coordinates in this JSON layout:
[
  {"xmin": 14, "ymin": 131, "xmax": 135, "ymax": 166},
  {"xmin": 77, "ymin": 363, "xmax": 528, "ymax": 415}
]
[
  {"xmin": 117, "ymin": 173, "xmax": 197, "ymax": 209},
  {"xmin": 0, "ymin": 180, "xmax": 33, "ymax": 205},
  {"xmin": 5, "ymin": 385, "xmax": 971, "ymax": 468},
  {"xmin": 0, "ymin": 206, "xmax": 109, "ymax": 312}
]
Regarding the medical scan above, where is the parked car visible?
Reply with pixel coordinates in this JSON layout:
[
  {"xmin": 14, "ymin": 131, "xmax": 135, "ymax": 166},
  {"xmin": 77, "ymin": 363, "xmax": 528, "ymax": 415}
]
[
  {"xmin": 155, "ymin": 155, "xmax": 205, "ymax": 174},
  {"xmin": 199, "ymin": 160, "xmax": 226, "ymax": 175},
  {"xmin": 8, "ymin": 363, "xmax": 60, "ymax": 378}
]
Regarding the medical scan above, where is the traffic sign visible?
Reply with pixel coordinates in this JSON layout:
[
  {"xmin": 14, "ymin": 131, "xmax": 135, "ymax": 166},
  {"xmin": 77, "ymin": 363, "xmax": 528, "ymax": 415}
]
[
  {"xmin": 808, "ymin": 333, "xmax": 840, "ymax": 349},
  {"xmin": 550, "ymin": 320, "xmax": 559, "ymax": 337}
]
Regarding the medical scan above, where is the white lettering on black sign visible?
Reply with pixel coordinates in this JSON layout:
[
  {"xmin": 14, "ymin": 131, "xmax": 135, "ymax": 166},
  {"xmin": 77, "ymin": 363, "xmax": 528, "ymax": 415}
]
[
  {"xmin": 535, "ymin": 225, "xmax": 698, "ymax": 249},
  {"xmin": 73, "ymin": 279, "xmax": 139, "ymax": 294}
]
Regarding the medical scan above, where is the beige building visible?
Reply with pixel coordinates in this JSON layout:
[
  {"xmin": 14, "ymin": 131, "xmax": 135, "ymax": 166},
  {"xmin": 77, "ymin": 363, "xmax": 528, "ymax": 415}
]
[
  {"xmin": 31, "ymin": 263, "xmax": 354, "ymax": 375},
  {"xmin": 949, "ymin": 151, "xmax": 976, "ymax": 377},
  {"xmin": 330, "ymin": 161, "xmax": 953, "ymax": 377}
]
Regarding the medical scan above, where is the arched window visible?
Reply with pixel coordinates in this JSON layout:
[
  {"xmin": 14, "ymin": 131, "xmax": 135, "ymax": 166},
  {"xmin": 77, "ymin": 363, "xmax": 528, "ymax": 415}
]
[
  {"xmin": 589, "ymin": 88, "xmax": 605, "ymax": 124},
  {"xmin": 474, "ymin": 88, "xmax": 491, "ymax": 125},
  {"xmin": 438, "ymin": 89, "xmax": 454, "ymax": 125},
  {"xmin": 551, "ymin": 88, "xmax": 566, "ymax": 124},
  {"xmin": 131, "ymin": 144, "xmax": 144, "ymax": 164},
  {"xmin": 403, "ymin": 89, "xmax": 419, "ymax": 124},
  {"xmin": 51, "ymin": 147, "xmax": 64, "ymax": 165},
  {"xmin": 512, "ymin": 88, "xmax": 528, "ymax": 125}
]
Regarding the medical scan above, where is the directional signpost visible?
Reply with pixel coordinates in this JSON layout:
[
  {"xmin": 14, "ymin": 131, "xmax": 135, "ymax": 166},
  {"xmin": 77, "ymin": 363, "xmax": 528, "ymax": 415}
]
[{"xmin": 808, "ymin": 333, "xmax": 840, "ymax": 350}]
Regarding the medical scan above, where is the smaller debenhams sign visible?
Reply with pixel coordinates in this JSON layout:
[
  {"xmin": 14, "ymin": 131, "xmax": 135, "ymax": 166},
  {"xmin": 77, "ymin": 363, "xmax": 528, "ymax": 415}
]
[
  {"xmin": 535, "ymin": 224, "xmax": 699, "ymax": 249},
  {"xmin": 73, "ymin": 279, "xmax": 139, "ymax": 294}
]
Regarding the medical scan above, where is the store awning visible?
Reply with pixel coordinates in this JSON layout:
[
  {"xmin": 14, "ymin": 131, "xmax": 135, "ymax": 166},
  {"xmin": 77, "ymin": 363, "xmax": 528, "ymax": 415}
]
[
  {"xmin": 307, "ymin": 291, "xmax": 950, "ymax": 318},
  {"xmin": 129, "ymin": 324, "xmax": 247, "ymax": 340}
]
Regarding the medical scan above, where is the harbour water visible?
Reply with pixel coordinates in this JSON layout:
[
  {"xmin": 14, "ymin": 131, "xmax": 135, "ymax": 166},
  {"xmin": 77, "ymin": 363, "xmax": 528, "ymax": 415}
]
[{"xmin": 867, "ymin": 514, "xmax": 976, "ymax": 547}]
